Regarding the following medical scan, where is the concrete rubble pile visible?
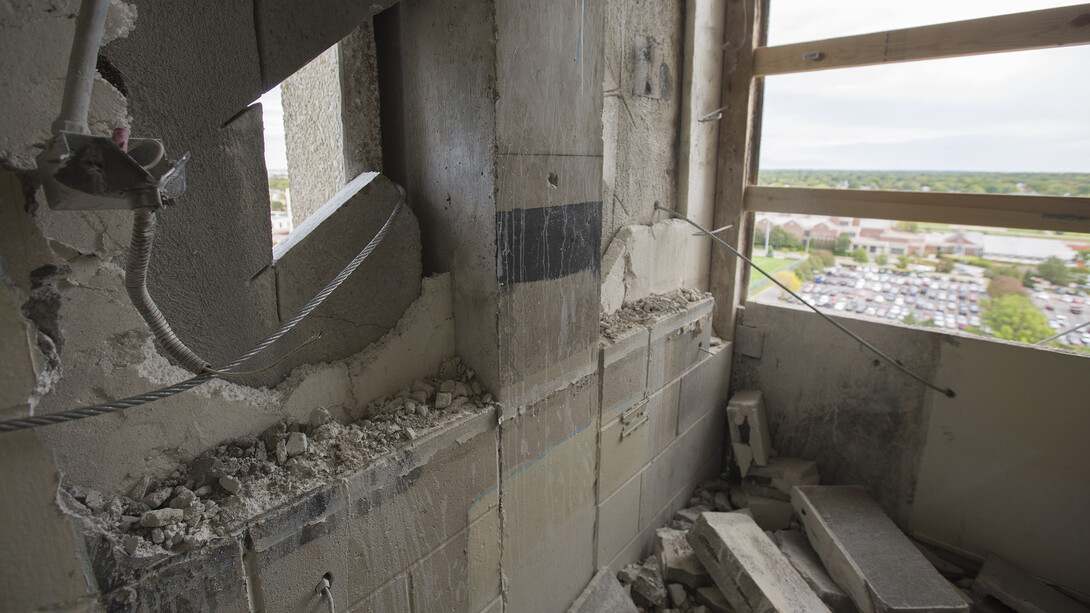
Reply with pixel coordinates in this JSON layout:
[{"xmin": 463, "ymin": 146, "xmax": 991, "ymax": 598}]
[
  {"xmin": 60, "ymin": 356, "xmax": 496, "ymax": 558},
  {"xmin": 588, "ymin": 389, "xmax": 1087, "ymax": 613}
]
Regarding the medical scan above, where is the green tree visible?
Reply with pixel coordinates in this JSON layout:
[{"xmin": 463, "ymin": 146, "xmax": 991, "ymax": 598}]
[
  {"xmin": 936, "ymin": 257, "xmax": 955, "ymax": 273},
  {"xmin": 1037, "ymin": 256, "xmax": 1071, "ymax": 286},
  {"xmin": 982, "ymin": 295, "xmax": 1053, "ymax": 343},
  {"xmin": 834, "ymin": 233, "xmax": 852, "ymax": 255},
  {"xmin": 897, "ymin": 254, "xmax": 910, "ymax": 269},
  {"xmin": 903, "ymin": 312, "xmax": 918, "ymax": 325},
  {"xmin": 774, "ymin": 271, "xmax": 802, "ymax": 293},
  {"xmin": 987, "ymin": 275, "xmax": 1026, "ymax": 298},
  {"xmin": 814, "ymin": 249, "xmax": 835, "ymax": 267},
  {"xmin": 893, "ymin": 221, "xmax": 919, "ymax": 233},
  {"xmin": 753, "ymin": 226, "xmax": 766, "ymax": 247},
  {"xmin": 851, "ymin": 248, "xmax": 869, "ymax": 263},
  {"xmin": 770, "ymin": 227, "xmax": 802, "ymax": 250},
  {"xmin": 875, "ymin": 253, "xmax": 889, "ymax": 266}
]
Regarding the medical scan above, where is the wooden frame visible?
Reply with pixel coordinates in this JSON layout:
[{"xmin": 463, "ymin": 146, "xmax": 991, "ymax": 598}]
[
  {"xmin": 746, "ymin": 187, "xmax": 1090, "ymax": 234},
  {"xmin": 755, "ymin": 3, "xmax": 1090, "ymax": 76}
]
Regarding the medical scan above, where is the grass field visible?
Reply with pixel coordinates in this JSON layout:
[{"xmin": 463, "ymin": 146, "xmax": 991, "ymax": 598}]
[{"xmin": 748, "ymin": 256, "xmax": 797, "ymax": 293}]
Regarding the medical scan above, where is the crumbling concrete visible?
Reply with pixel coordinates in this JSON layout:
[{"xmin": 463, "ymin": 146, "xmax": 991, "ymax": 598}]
[
  {"xmin": 687, "ymin": 511, "xmax": 830, "ymax": 612},
  {"xmin": 655, "ymin": 527, "xmax": 711, "ymax": 588},
  {"xmin": 793, "ymin": 486, "xmax": 968, "ymax": 613},
  {"xmin": 973, "ymin": 555, "xmax": 1088, "ymax": 613},
  {"xmin": 726, "ymin": 390, "xmax": 773, "ymax": 477},
  {"xmin": 749, "ymin": 457, "xmax": 820, "ymax": 496}
]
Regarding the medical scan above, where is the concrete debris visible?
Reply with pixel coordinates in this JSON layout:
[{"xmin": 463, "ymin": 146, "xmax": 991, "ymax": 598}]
[
  {"xmin": 667, "ymin": 583, "xmax": 687, "ymax": 608},
  {"xmin": 792, "ymin": 486, "xmax": 968, "ymax": 613},
  {"xmin": 745, "ymin": 494, "xmax": 795, "ymax": 531},
  {"xmin": 748, "ymin": 457, "xmax": 820, "ymax": 496},
  {"xmin": 61, "ymin": 360, "xmax": 498, "ymax": 558},
  {"xmin": 972, "ymin": 555, "xmax": 1088, "ymax": 613},
  {"xmin": 600, "ymin": 288, "xmax": 710, "ymax": 341},
  {"xmin": 655, "ymin": 527, "xmax": 711, "ymax": 589},
  {"xmin": 726, "ymin": 390, "xmax": 772, "ymax": 477},
  {"xmin": 696, "ymin": 586, "xmax": 733, "ymax": 613},
  {"xmin": 774, "ymin": 529, "xmax": 854, "ymax": 613},
  {"xmin": 569, "ymin": 568, "xmax": 639, "ymax": 613},
  {"xmin": 713, "ymin": 492, "xmax": 732, "ymax": 512},
  {"xmin": 629, "ymin": 556, "xmax": 668, "ymax": 609},
  {"xmin": 688, "ymin": 512, "xmax": 830, "ymax": 612}
]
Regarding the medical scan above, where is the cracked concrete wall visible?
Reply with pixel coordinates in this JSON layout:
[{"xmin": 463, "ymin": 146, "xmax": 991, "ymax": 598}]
[
  {"xmin": 601, "ymin": 0, "xmax": 685, "ymax": 255},
  {"xmin": 734, "ymin": 301, "xmax": 1090, "ymax": 596}
]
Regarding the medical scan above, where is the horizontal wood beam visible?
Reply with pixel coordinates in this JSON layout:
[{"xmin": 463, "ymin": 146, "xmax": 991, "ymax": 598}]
[
  {"xmin": 754, "ymin": 4, "xmax": 1090, "ymax": 76},
  {"xmin": 745, "ymin": 186, "xmax": 1090, "ymax": 234}
]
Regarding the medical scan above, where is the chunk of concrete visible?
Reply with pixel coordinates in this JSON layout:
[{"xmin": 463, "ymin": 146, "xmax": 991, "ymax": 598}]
[
  {"xmin": 696, "ymin": 586, "xmax": 733, "ymax": 613},
  {"xmin": 687, "ymin": 512, "xmax": 830, "ymax": 612},
  {"xmin": 268, "ymin": 172, "xmax": 421, "ymax": 385},
  {"xmin": 748, "ymin": 457, "xmax": 820, "ymax": 495},
  {"xmin": 568, "ymin": 568, "xmax": 638, "ymax": 613},
  {"xmin": 972, "ymin": 555, "xmax": 1088, "ymax": 613},
  {"xmin": 792, "ymin": 486, "xmax": 968, "ymax": 613},
  {"xmin": 726, "ymin": 390, "xmax": 772, "ymax": 477},
  {"xmin": 774, "ymin": 529, "xmax": 854, "ymax": 613},
  {"xmin": 140, "ymin": 508, "xmax": 183, "ymax": 528},
  {"xmin": 655, "ymin": 528, "xmax": 711, "ymax": 588},
  {"xmin": 746, "ymin": 495, "xmax": 795, "ymax": 532}
]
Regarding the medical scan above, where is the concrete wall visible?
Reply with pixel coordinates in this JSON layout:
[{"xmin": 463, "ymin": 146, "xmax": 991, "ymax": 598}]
[
  {"xmin": 733, "ymin": 301, "xmax": 1090, "ymax": 596},
  {"xmin": 282, "ymin": 44, "xmax": 348, "ymax": 227}
]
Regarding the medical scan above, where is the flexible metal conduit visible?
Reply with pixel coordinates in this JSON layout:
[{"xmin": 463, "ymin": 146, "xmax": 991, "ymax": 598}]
[
  {"xmin": 0, "ymin": 187, "xmax": 407, "ymax": 432},
  {"xmin": 126, "ymin": 207, "xmax": 210, "ymax": 374}
]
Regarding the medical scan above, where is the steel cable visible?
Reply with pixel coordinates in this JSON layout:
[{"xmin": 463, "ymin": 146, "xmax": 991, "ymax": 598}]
[{"xmin": 0, "ymin": 186, "xmax": 406, "ymax": 432}]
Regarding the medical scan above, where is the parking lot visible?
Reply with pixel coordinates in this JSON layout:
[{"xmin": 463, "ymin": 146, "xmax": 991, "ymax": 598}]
[{"xmin": 750, "ymin": 264, "xmax": 1090, "ymax": 346}]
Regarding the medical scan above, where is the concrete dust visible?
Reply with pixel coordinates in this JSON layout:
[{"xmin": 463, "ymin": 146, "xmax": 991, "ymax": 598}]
[
  {"xmin": 600, "ymin": 288, "xmax": 708, "ymax": 341},
  {"xmin": 61, "ymin": 356, "xmax": 496, "ymax": 558}
]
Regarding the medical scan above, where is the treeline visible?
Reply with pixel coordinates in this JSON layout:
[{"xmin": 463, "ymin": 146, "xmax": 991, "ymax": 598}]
[{"xmin": 758, "ymin": 170, "xmax": 1090, "ymax": 197}]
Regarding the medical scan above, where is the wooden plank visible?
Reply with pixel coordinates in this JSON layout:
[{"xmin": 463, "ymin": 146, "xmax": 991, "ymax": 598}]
[
  {"xmin": 754, "ymin": 4, "xmax": 1090, "ymax": 76},
  {"xmin": 745, "ymin": 186, "xmax": 1090, "ymax": 234},
  {"xmin": 708, "ymin": 0, "xmax": 767, "ymax": 339}
]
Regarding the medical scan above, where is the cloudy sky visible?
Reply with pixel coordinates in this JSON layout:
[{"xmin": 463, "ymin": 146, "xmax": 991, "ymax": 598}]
[
  {"xmin": 257, "ymin": 86, "xmax": 288, "ymax": 173},
  {"xmin": 760, "ymin": 0, "xmax": 1090, "ymax": 172}
]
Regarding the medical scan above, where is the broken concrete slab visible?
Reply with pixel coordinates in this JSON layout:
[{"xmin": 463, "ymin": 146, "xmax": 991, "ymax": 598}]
[
  {"xmin": 727, "ymin": 390, "xmax": 772, "ymax": 477},
  {"xmin": 972, "ymin": 555, "xmax": 1088, "ymax": 613},
  {"xmin": 568, "ymin": 569, "xmax": 638, "ymax": 613},
  {"xmin": 774, "ymin": 529, "xmax": 854, "ymax": 613},
  {"xmin": 655, "ymin": 527, "xmax": 711, "ymax": 588},
  {"xmin": 687, "ymin": 512, "xmax": 830, "ymax": 612},
  {"xmin": 748, "ymin": 457, "xmax": 820, "ymax": 495},
  {"xmin": 696, "ymin": 585, "xmax": 733, "ymax": 613},
  {"xmin": 268, "ymin": 172, "xmax": 422, "ymax": 385},
  {"xmin": 792, "ymin": 486, "xmax": 968, "ymax": 613},
  {"xmin": 746, "ymin": 495, "xmax": 796, "ymax": 532}
]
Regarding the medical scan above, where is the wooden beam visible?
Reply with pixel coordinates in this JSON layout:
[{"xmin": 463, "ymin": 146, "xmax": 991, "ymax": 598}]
[
  {"xmin": 709, "ymin": 0, "xmax": 768, "ymax": 339},
  {"xmin": 754, "ymin": 4, "xmax": 1090, "ymax": 76},
  {"xmin": 745, "ymin": 186, "xmax": 1090, "ymax": 234}
]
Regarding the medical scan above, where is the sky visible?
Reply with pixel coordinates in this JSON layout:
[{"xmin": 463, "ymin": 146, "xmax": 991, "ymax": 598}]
[
  {"xmin": 760, "ymin": 0, "xmax": 1090, "ymax": 172},
  {"xmin": 257, "ymin": 86, "xmax": 288, "ymax": 173},
  {"xmin": 256, "ymin": 2, "xmax": 1089, "ymax": 175}
]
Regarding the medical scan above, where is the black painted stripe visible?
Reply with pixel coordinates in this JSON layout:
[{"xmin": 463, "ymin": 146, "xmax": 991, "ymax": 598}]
[{"xmin": 496, "ymin": 201, "xmax": 602, "ymax": 285}]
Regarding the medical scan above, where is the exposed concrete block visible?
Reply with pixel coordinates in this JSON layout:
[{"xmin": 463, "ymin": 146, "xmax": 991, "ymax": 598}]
[
  {"xmin": 600, "ymin": 325, "xmax": 651, "ymax": 416},
  {"xmin": 749, "ymin": 457, "xmax": 820, "ymax": 496},
  {"xmin": 568, "ymin": 568, "xmax": 639, "ymax": 613},
  {"xmin": 687, "ymin": 512, "xmax": 830, "ymax": 613},
  {"xmin": 647, "ymin": 379, "xmax": 681, "ymax": 460},
  {"xmin": 696, "ymin": 585, "xmax": 734, "ymax": 613},
  {"xmin": 597, "ymin": 472, "xmax": 642, "ymax": 568},
  {"xmin": 600, "ymin": 403, "xmax": 650, "ymax": 499},
  {"xmin": 726, "ymin": 390, "xmax": 772, "ymax": 477},
  {"xmin": 410, "ymin": 507, "xmax": 502, "ymax": 613},
  {"xmin": 247, "ymin": 484, "xmax": 350, "ymax": 613},
  {"xmin": 973, "ymin": 555, "xmax": 1088, "ymax": 613},
  {"xmin": 747, "ymin": 495, "xmax": 796, "ymax": 532},
  {"xmin": 655, "ymin": 528, "xmax": 711, "ymax": 588},
  {"xmin": 792, "ymin": 486, "xmax": 968, "ymax": 613},
  {"xmin": 342, "ymin": 410, "xmax": 498, "ymax": 602},
  {"xmin": 774, "ymin": 529, "xmax": 854, "ymax": 613},
  {"xmin": 647, "ymin": 297, "xmax": 713, "ymax": 392},
  {"xmin": 640, "ymin": 406, "xmax": 723, "ymax": 531},
  {"xmin": 650, "ymin": 220, "xmax": 692, "ymax": 294},
  {"xmin": 269, "ymin": 172, "xmax": 421, "ymax": 385},
  {"xmin": 677, "ymin": 339, "xmax": 732, "ymax": 434},
  {"xmin": 348, "ymin": 574, "xmax": 411, "ymax": 613}
]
